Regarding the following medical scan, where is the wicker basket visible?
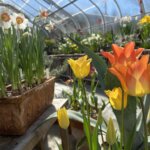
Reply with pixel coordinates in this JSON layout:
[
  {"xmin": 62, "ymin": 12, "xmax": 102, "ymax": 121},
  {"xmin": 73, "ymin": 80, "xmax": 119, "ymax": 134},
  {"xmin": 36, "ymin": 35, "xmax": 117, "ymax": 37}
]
[{"xmin": 0, "ymin": 77, "xmax": 55, "ymax": 135}]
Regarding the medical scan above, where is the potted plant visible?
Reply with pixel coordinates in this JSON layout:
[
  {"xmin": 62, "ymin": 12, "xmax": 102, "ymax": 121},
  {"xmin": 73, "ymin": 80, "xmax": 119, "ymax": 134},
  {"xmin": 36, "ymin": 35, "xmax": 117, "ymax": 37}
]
[{"xmin": 0, "ymin": 9, "xmax": 55, "ymax": 135}]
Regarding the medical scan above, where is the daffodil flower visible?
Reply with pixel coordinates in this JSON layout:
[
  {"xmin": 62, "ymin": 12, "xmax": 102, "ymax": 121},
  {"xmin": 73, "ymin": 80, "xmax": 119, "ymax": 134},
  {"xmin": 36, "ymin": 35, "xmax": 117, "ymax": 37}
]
[
  {"xmin": 12, "ymin": 13, "xmax": 28, "ymax": 30},
  {"xmin": 0, "ymin": 9, "xmax": 12, "ymax": 29}
]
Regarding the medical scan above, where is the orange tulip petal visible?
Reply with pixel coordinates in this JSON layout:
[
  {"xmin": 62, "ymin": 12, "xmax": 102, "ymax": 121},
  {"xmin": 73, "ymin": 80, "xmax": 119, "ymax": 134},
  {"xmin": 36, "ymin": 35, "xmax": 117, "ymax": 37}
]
[
  {"xmin": 134, "ymin": 48, "xmax": 144, "ymax": 58},
  {"xmin": 101, "ymin": 51, "xmax": 115, "ymax": 64},
  {"xmin": 109, "ymin": 67, "xmax": 127, "ymax": 92},
  {"xmin": 124, "ymin": 42, "xmax": 135, "ymax": 58},
  {"xmin": 112, "ymin": 44, "xmax": 122, "ymax": 58},
  {"xmin": 130, "ymin": 55, "xmax": 149, "ymax": 78},
  {"xmin": 126, "ymin": 55, "xmax": 150, "ymax": 96}
]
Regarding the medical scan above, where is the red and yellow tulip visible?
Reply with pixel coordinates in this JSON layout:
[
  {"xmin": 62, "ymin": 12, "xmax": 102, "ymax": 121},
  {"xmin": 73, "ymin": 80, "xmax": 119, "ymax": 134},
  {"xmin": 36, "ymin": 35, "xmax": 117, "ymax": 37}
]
[
  {"xmin": 109, "ymin": 55, "xmax": 150, "ymax": 96},
  {"xmin": 102, "ymin": 42, "xmax": 150, "ymax": 97}
]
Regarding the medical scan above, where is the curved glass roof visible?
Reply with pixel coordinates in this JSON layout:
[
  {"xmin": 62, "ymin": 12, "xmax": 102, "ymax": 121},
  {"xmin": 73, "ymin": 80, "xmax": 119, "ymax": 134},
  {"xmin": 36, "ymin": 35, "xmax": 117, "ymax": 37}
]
[{"xmin": 1, "ymin": 0, "xmax": 150, "ymax": 34}]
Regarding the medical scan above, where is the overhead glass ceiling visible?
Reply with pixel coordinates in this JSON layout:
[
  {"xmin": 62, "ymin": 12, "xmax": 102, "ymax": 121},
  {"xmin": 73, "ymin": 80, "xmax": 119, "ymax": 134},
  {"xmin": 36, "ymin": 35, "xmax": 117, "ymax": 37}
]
[{"xmin": 1, "ymin": 0, "xmax": 150, "ymax": 33}]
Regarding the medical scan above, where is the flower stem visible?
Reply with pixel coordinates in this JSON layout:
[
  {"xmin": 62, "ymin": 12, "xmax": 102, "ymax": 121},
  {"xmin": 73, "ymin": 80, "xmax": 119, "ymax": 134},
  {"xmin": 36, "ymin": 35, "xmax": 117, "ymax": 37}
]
[
  {"xmin": 100, "ymin": 125, "xmax": 105, "ymax": 145},
  {"xmin": 121, "ymin": 91, "xmax": 124, "ymax": 150},
  {"xmin": 140, "ymin": 99, "xmax": 148, "ymax": 150},
  {"xmin": 80, "ymin": 79, "xmax": 90, "ymax": 117},
  {"xmin": 60, "ymin": 129, "xmax": 69, "ymax": 150}
]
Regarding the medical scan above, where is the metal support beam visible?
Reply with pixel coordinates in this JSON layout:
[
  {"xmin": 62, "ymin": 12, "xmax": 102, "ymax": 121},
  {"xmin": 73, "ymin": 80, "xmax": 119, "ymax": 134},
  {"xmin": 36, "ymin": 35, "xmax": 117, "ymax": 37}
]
[
  {"xmin": 43, "ymin": 0, "xmax": 80, "ymax": 30},
  {"xmin": 89, "ymin": 0, "xmax": 105, "ymax": 33},
  {"xmin": 69, "ymin": 0, "xmax": 92, "ymax": 33},
  {"xmin": 113, "ymin": 0, "xmax": 122, "ymax": 17}
]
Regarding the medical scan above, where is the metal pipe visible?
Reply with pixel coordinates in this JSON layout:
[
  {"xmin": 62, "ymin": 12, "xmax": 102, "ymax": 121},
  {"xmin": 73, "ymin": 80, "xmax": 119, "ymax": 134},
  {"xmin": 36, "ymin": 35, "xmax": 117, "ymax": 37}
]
[{"xmin": 89, "ymin": 0, "xmax": 105, "ymax": 33}]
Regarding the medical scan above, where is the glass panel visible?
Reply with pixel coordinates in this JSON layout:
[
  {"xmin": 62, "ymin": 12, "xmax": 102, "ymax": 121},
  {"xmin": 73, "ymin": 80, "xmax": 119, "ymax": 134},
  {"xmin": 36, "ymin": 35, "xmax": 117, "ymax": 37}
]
[
  {"xmin": 93, "ymin": 0, "xmax": 120, "ymax": 23},
  {"xmin": 85, "ymin": 7, "xmax": 104, "ymax": 28},
  {"xmin": 75, "ymin": 0, "xmax": 93, "ymax": 11},
  {"xmin": 54, "ymin": 0, "xmax": 71, "ymax": 7},
  {"xmin": 116, "ymin": 0, "xmax": 140, "ymax": 16},
  {"xmin": 63, "ymin": 4, "xmax": 89, "ymax": 30},
  {"xmin": 64, "ymin": 4, "xmax": 81, "ymax": 15},
  {"xmin": 4, "ymin": 0, "xmax": 36, "ymax": 19},
  {"xmin": 143, "ymin": 0, "xmax": 150, "ymax": 13},
  {"xmin": 27, "ymin": 0, "xmax": 57, "ymax": 13}
]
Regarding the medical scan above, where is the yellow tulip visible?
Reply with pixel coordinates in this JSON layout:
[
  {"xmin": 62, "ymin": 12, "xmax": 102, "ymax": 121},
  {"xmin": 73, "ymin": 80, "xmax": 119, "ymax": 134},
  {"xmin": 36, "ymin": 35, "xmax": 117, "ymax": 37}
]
[
  {"xmin": 68, "ymin": 55, "xmax": 92, "ymax": 79},
  {"xmin": 57, "ymin": 107, "xmax": 70, "ymax": 129},
  {"xmin": 105, "ymin": 87, "xmax": 128, "ymax": 110}
]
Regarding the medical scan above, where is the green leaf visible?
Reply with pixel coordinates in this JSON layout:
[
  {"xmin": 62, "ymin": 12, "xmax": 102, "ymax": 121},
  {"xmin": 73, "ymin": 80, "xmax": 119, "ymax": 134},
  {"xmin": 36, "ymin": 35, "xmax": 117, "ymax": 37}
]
[
  {"xmin": 113, "ymin": 96, "xmax": 136, "ymax": 147},
  {"xmin": 104, "ymin": 70, "xmax": 121, "ymax": 90},
  {"xmin": 55, "ymin": 140, "xmax": 63, "ymax": 150},
  {"xmin": 67, "ymin": 36, "xmax": 107, "ymax": 89},
  {"xmin": 92, "ymin": 120, "xmax": 101, "ymax": 150},
  {"xmin": 125, "ymin": 124, "xmax": 136, "ymax": 150},
  {"xmin": 82, "ymin": 115, "xmax": 92, "ymax": 150},
  {"xmin": 134, "ymin": 94, "xmax": 150, "ymax": 150},
  {"xmin": 76, "ymin": 136, "xmax": 86, "ymax": 150}
]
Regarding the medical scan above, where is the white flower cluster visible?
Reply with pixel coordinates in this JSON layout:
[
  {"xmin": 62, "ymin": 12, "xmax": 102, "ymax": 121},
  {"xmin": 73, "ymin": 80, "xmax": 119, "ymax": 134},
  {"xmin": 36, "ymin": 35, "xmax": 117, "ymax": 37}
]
[
  {"xmin": 0, "ymin": 8, "xmax": 28, "ymax": 30},
  {"xmin": 118, "ymin": 16, "xmax": 132, "ymax": 28},
  {"xmin": 120, "ymin": 16, "xmax": 132, "ymax": 23},
  {"xmin": 81, "ymin": 33, "xmax": 102, "ymax": 45},
  {"xmin": 58, "ymin": 37, "xmax": 78, "ymax": 51},
  {"xmin": 114, "ymin": 16, "xmax": 132, "ymax": 24}
]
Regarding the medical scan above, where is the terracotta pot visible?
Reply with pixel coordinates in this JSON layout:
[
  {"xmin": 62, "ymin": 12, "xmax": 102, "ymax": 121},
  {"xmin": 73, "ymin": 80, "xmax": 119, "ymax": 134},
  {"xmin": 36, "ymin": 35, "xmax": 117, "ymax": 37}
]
[{"xmin": 0, "ymin": 77, "xmax": 55, "ymax": 135}]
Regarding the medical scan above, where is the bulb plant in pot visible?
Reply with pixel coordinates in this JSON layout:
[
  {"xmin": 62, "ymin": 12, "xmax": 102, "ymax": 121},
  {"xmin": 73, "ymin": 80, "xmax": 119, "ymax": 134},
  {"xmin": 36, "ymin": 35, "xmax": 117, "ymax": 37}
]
[{"xmin": 0, "ymin": 9, "xmax": 55, "ymax": 135}]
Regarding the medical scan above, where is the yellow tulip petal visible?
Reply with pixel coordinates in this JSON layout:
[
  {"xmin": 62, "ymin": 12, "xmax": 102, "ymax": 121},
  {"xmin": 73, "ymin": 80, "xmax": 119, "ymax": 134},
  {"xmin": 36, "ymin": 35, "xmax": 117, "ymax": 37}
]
[
  {"xmin": 57, "ymin": 107, "xmax": 70, "ymax": 129},
  {"xmin": 68, "ymin": 55, "xmax": 92, "ymax": 79},
  {"xmin": 105, "ymin": 87, "xmax": 128, "ymax": 110}
]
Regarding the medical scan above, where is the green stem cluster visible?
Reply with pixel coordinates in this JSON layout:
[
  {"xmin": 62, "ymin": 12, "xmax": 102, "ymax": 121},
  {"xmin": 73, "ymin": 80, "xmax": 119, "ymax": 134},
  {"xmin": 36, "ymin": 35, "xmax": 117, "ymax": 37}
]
[{"xmin": 0, "ymin": 26, "xmax": 45, "ymax": 97}]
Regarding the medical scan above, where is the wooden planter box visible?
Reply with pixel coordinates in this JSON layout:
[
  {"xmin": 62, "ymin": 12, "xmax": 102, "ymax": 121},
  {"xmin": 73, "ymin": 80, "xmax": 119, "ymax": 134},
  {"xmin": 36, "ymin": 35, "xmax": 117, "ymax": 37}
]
[{"xmin": 0, "ymin": 77, "xmax": 55, "ymax": 135}]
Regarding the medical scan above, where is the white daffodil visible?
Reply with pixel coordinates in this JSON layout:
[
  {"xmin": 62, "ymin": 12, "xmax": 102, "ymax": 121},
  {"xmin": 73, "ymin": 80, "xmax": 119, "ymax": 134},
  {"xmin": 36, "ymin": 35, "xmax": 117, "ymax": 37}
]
[
  {"xmin": 12, "ymin": 13, "xmax": 28, "ymax": 30},
  {"xmin": 0, "ymin": 8, "xmax": 12, "ymax": 29},
  {"xmin": 39, "ymin": 9, "xmax": 49, "ymax": 19}
]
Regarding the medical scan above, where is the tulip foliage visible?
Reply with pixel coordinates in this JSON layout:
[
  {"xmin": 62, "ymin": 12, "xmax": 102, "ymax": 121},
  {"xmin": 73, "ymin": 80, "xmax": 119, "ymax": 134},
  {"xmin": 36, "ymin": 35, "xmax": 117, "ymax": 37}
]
[
  {"xmin": 67, "ymin": 38, "xmax": 150, "ymax": 149},
  {"xmin": 102, "ymin": 42, "xmax": 150, "ymax": 149}
]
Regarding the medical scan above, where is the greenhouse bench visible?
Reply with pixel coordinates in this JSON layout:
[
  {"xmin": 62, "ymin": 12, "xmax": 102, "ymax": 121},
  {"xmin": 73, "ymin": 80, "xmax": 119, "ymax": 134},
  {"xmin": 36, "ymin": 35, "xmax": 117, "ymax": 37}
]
[{"xmin": 0, "ymin": 98, "xmax": 67, "ymax": 150}]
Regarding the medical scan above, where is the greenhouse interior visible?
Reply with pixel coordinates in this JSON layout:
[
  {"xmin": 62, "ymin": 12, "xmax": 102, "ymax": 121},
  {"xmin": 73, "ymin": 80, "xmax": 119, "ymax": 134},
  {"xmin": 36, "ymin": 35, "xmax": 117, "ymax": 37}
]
[{"xmin": 0, "ymin": 0, "xmax": 150, "ymax": 150}]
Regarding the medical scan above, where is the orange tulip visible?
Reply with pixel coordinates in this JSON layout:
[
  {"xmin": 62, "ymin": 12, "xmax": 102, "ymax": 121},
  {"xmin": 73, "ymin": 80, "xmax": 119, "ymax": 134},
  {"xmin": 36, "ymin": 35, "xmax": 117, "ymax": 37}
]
[
  {"xmin": 101, "ymin": 42, "xmax": 144, "ymax": 66},
  {"xmin": 109, "ymin": 55, "xmax": 150, "ymax": 96}
]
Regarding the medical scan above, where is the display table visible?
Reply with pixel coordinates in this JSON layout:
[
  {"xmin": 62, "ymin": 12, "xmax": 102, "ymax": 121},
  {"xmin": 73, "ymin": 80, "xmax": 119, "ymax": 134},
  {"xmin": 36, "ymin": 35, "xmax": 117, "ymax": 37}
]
[{"xmin": 0, "ymin": 98, "xmax": 67, "ymax": 150}]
